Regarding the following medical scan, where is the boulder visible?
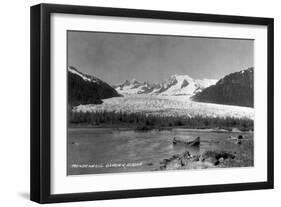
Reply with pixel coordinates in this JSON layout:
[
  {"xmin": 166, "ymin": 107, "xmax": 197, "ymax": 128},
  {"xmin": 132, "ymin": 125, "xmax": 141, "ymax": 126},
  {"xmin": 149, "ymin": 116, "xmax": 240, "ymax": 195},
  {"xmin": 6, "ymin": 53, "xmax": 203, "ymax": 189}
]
[
  {"xmin": 218, "ymin": 157, "xmax": 224, "ymax": 163},
  {"xmin": 204, "ymin": 157, "xmax": 219, "ymax": 166},
  {"xmin": 236, "ymin": 140, "xmax": 242, "ymax": 144}
]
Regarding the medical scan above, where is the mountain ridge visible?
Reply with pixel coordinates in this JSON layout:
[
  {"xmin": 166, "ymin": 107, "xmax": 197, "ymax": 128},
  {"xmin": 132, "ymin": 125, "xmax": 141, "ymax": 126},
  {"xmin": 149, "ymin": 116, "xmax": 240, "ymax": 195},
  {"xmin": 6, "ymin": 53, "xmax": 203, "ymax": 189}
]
[
  {"xmin": 114, "ymin": 74, "xmax": 217, "ymax": 96},
  {"xmin": 67, "ymin": 66, "xmax": 254, "ymax": 108},
  {"xmin": 68, "ymin": 66, "xmax": 121, "ymax": 106},
  {"xmin": 192, "ymin": 67, "xmax": 254, "ymax": 107}
]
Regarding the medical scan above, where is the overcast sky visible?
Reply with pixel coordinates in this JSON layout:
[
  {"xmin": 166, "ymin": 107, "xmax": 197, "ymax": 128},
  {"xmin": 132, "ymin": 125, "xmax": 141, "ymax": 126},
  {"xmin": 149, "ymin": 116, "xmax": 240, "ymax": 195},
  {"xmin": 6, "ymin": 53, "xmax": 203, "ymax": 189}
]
[{"xmin": 68, "ymin": 31, "xmax": 253, "ymax": 85}]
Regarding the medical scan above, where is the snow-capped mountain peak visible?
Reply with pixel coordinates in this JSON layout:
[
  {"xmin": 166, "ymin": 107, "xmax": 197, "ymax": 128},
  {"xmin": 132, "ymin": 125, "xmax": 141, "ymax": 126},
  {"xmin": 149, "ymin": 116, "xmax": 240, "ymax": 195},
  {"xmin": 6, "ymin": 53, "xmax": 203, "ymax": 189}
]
[
  {"xmin": 171, "ymin": 74, "xmax": 192, "ymax": 80},
  {"xmin": 130, "ymin": 79, "xmax": 140, "ymax": 84},
  {"xmin": 68, "ymin": 66, "xmax": 101, "ymax": 83},
  {"xmin": 114, "ymin": 74, "xmax": 217, "ymax": 96},
  {"xmin": 114, "ymin": 78, "xmax": 148, "ymax": 95},
  {"xmin": 153, "ymin": 74, "xmax": 197, "ymax": 96}
]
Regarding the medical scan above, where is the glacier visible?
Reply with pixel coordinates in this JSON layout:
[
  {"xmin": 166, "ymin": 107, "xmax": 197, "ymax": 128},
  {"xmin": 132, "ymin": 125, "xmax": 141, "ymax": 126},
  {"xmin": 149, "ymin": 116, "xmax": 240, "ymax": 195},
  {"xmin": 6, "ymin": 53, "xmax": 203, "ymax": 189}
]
[{"xmin": 73, "ymin": 94, "xmax": 254, "ymax": 120}]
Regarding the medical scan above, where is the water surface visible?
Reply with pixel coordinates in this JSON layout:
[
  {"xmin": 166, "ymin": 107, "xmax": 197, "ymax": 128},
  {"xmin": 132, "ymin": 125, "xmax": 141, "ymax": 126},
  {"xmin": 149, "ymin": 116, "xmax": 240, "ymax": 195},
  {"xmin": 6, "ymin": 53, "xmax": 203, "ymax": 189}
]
[{"xmin": 67, "ymin": 128, "xmax": 253, "ymax": 175}]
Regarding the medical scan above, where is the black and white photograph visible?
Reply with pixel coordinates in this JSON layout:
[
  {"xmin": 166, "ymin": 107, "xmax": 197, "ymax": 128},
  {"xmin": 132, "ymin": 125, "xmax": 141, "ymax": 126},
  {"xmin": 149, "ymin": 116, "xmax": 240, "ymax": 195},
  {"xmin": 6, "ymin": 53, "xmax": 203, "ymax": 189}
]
[{"xmin": 67, "ymin": 31, "xmax": 254, "ymax": 175}]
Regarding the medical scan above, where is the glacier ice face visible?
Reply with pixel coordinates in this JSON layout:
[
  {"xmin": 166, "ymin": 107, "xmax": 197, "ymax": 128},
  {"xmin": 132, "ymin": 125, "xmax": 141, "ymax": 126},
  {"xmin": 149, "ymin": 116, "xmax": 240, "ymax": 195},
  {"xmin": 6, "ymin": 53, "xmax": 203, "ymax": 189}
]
[{"xmin": 73, "ymin": 95, "xmax": 254, "ymax": 120}]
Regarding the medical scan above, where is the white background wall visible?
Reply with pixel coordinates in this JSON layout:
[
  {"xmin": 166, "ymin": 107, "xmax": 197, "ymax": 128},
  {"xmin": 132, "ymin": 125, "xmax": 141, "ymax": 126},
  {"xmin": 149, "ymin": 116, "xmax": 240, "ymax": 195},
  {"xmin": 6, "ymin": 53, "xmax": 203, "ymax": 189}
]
[{"xmin": 0, "ymin": 0, "xmax": 279, "ymax": 206}]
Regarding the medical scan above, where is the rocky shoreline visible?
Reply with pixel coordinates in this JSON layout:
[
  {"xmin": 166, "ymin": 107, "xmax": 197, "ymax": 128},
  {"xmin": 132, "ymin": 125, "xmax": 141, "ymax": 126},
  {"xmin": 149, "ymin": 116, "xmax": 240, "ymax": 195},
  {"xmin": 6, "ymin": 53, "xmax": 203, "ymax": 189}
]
[
  {"xmin": 157, "ymin": 150, "xmax": 236, "ymax": 170},
  {"xmin": 155, "ymin": 135, "xmax": 253, "ymax": 171}
]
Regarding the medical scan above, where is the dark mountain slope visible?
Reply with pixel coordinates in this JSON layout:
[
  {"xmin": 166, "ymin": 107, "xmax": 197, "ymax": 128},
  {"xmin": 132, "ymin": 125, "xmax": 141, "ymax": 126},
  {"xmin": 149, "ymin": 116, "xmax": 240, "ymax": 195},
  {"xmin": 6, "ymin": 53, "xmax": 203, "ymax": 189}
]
[
  {"xmin": 68, "ymin": 66, "xmax": 121, "ymax": 106},
  {"xmin": 192, "ymin": 67, "xmax": 254, "ymax": 107}
]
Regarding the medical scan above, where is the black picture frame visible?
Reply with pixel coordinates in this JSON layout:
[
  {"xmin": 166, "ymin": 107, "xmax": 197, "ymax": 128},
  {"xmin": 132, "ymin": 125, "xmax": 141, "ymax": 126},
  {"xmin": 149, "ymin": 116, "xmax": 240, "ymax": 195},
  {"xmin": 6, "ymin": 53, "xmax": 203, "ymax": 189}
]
[{"xmin": 30, "ymin": 3, "xmax": 274, "ymax": 204}]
